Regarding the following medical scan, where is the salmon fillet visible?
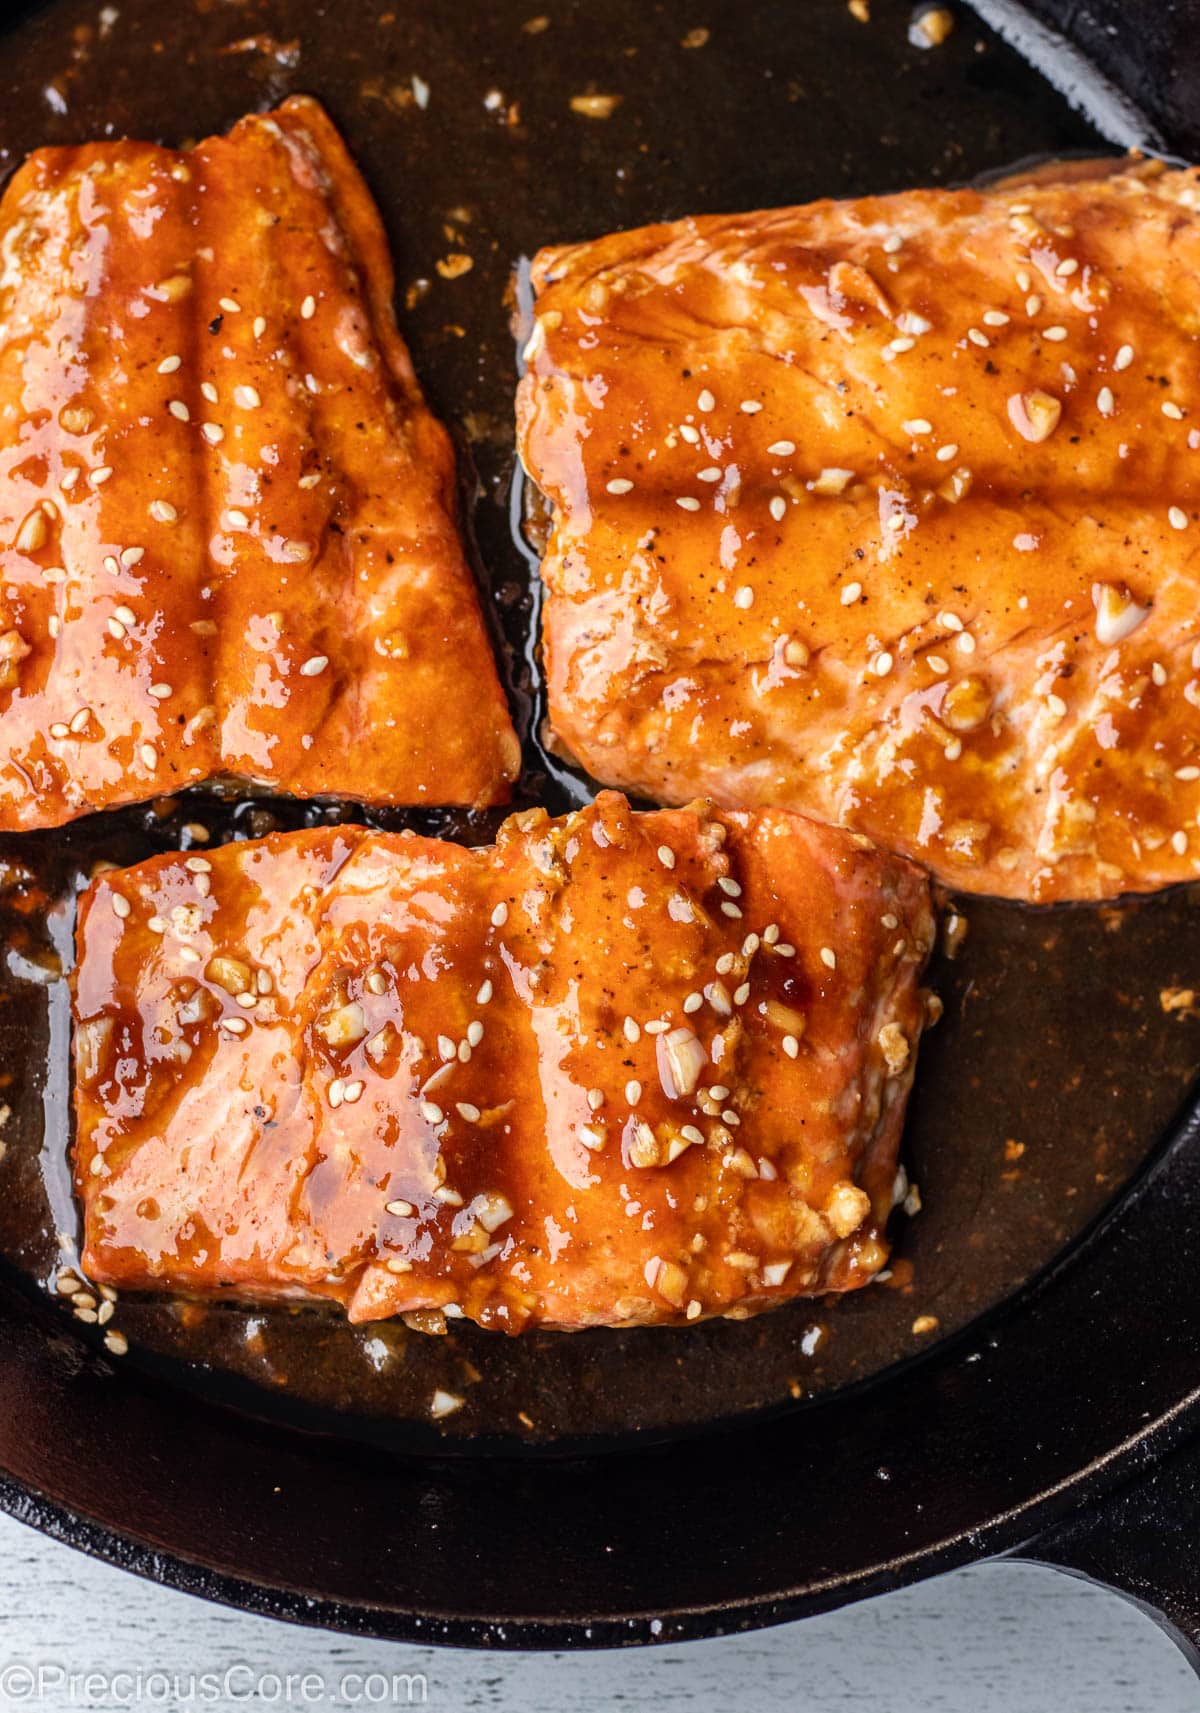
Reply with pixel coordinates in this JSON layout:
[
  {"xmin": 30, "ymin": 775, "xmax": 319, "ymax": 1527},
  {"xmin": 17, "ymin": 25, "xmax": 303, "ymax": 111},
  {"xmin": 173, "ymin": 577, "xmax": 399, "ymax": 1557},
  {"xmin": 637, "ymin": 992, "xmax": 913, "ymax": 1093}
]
[
  {"xmin": 0, "ymin": 96, "xmax": 517, "ymax": 828},
  {"xmin": 516, "ymin": 163, "xmax": 1200, "ymax": 902},
  {"xmin": 72, "ymin": 793, "xmax": 933, "ymax": 1333}
]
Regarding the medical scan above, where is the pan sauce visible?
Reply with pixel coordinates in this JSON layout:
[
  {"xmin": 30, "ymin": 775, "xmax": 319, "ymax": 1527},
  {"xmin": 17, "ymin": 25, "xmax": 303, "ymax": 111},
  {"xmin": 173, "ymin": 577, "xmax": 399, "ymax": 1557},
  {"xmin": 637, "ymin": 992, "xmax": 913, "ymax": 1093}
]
[{"xmin": 0, "ymin": 0, "xmax": 1198, "ymax": 1444}]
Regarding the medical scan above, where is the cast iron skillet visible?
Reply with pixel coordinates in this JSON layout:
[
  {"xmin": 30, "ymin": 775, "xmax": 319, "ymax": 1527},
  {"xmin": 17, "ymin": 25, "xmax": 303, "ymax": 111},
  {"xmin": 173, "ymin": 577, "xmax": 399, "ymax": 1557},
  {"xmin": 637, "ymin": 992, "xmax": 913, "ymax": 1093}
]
[{"xmin": 1, "ymin": 0, "xmax": 1200, "ymax": 1660}]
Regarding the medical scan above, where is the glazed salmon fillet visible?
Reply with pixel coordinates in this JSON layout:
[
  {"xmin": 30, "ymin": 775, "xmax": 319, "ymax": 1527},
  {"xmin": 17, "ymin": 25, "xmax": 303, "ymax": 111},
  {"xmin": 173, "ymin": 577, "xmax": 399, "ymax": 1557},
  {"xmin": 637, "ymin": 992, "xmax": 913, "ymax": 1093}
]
[
  {"xmin": 516, "ymin": 163, "xmax": 1200, "ymax": 902},
  {"xmin": 0, "ymin": 96, "xmax": 517, "ymax": 828},
  {"xmin": 72, "ymin": 793, "xmax": 933, "ymax": 1333}
]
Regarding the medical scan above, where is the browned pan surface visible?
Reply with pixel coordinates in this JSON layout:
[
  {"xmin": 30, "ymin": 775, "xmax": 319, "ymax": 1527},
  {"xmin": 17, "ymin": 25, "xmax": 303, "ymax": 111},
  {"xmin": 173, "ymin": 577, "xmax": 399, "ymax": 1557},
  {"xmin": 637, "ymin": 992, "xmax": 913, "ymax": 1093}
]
[{"xmin": 0, "ymin": 0, "xmax": 1197, "ymax": 1447}]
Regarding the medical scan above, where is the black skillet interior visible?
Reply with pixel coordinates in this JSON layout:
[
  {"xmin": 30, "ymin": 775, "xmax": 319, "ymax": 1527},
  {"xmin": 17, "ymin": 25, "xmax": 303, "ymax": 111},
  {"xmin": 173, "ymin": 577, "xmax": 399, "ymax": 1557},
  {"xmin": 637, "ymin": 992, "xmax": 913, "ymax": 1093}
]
[
  {"xmin": 1, "ymin": 0, "xmax": 1200, "ymax": 1640},
  {"xmin": 2, "ymin": 0, "xmax": 1199, "ymax": 1457}
]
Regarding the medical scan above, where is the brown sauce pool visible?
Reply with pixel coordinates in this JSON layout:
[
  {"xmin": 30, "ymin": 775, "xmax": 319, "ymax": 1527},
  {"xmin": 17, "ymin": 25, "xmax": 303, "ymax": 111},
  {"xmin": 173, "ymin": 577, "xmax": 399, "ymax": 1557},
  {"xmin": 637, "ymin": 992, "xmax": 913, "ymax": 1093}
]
[{"xmin": 0, "ymin": 0, "xmax": 1197, "ymax": 1447}]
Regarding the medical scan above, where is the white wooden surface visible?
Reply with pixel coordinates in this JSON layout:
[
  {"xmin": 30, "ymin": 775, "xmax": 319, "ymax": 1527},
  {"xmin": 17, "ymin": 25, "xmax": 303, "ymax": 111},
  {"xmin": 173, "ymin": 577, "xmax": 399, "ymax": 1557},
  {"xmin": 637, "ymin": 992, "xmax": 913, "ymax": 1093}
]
[{"xmin": 0, "ymin": 1512, "xmax": 1194, "ymax": 1710}]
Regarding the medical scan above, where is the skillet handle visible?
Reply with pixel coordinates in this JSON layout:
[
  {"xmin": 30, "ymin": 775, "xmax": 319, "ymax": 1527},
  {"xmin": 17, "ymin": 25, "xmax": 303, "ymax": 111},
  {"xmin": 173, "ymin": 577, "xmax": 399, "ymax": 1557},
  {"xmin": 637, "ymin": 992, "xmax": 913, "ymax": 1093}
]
[{"xmin": 1011, "ymin": 1432, "xmax": 1200, "ymax": 1673}]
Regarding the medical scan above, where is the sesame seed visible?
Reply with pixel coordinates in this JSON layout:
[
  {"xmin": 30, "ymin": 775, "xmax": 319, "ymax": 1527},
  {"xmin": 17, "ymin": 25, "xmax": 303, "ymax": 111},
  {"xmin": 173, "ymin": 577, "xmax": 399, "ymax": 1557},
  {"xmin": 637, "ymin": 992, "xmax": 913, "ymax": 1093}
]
[
  {"xmin": 983, "ymin": 310, "xmax": 1009, "ymax": 327},
  {"xmin": 1172, "ymin": 830, "xmax": 1188, "ymax": 856},
  {"xmin": 697, "ymin": 466, "xmax": 722, "ymax": 483},
  {"xmin": 733, "ymin": 584, "xmax": 754, "ymax": 610},
  {"xmin": 769, "ymin": 495, "xmax": 787, "ymax": 522},
  {"xmin": 718, "ymin": 876, "xmax": 742, "ymax": 897},
  {"xmin": 819, "ymin": 947, "xmax": 837, "ymax": 969},
  {"xmin": 1170, "ymin": 507, "xmax": 1189, "ymax": 531},
  {"xmin": 957, "ymin": 632, "xmax": 976, "ymax": 654},
  {"xmin": 139, "ymin": 743, "xmax": 157, "ymax": 768},
  {"xmin": 1025, "ymin": 294, "xmax": 1041, "ymax": 317},
  {"xmin": 299, "ymin": 654, "xmax": 329, "ymax": 677},
  {"xmin": 625, "ymin": 1079, "xmax": 642, "ymax": 1104},
  {"xmin": 298, "ymin": 472, "xmax": 321, "ymax": 489},
  {"xmin": 1055, "ymin": 258, "xmax": 1079, "ymax": 277},
  {"xmin": 107, "ymin": 617, "xmax": 126, "ymax": 639},
  {"xmin": 742, "ymin": 932, "xmax": 759, "ymax": 955},
  {"xmin": 715, "ymin": 952, "xmax": 735, "ymax": 975},
  {"xmin": 233, "ymin": 385, "xmax": 261, "ymax": 409},
  {"xmin": 168, "ymin": 399, "xmax": 190, "ymax": 421},
  {"xmin": 201, "ymin": 382, "xmax": 219, "ymax": 404},
  {"xmin": 1047, "ymin": 692, "xmax": 1068, "ymax": 718},
  {"xmin": 491, "ymin": 902, "xmax": 508, "ymax": 927},
  {"xmin": 683, "ymin": 992, "xmax": 703, "ymax": 1014},
  {"xmin": 927, "ymin": 654, "xmax": 949, "ymax": 675},
  {"xmin": 420, "ymin": 1101, "xmax": 444, "ymax": 1124},
  {"xmin": 90, "ymin": 466, "xmax": 113, "ymax": 485},
  {"xmin": 767, "ymin": 440, "xmax": 796, "ymax": 455},
  {"xmin": 1163, "ymin": 401, "xmax": 1185, "ymax": 420},
  {"xmin": 102, "ymin": 555, "xmax": 119, "ymax": 576},
  {"xmin": 676, "ymin": 496, "xmax": 701, "ymax": 511},
  {"xmin": 841, "ymin": 581, "xmax": 862, "ymax": 605},
  {"xmin": 219, "ymin": 297, "xmax": 241, "ymax": 313},
  {"xmin": 158, "ymin": 355, "xmax": 182, "ymax": 374},
  {"xmin": 477, "ymin": 979, "xmax": 493, "ymax": 1004},
  {"xmin": 301, "ymin": 295, "xmax": 316, "ymax": 319},
  {"xmin": 936, "ymin": 443, "xmax": 958, "ymax": 462},
  {"xmin": 467, "ymin": 1020, "xmax": 484, "ymax": 1047},
  {"xmin": 328, "ymin": 1080, "xmax": 344, "ymax": 1107},
  {"xmin": 385, "ymin": 1198, "xmax": 414, "ymax": 1216},
  {"xmin": 226, "ymin": 509, "xmax": 250, "ymax": 528},
  {"xmin": 740, "ymin": 400, "xmax": 762, "ymax": 414},
  {"xmin": 873, "ymin": 651, "xmax": 894, "ymax": 677},
  {"xmin": 967, "ymin": 328, "xmax": 989, "ymax": 347},
  {"xmin": 49, "ymin": 722, "xmax": 69, "ymax": 739},
  {"xmin": 149, "ymin": 500, "xmax": 177, "ymax": 523},
  {"xmin": 775, "ymin": 944, "xmax": 796, "ymax": 958},
  {"xmin": 456, "ymin": 1102, "xmax": 481, "ymax": 1122},
  {"xmin": 697, "ymin": 388, "xmax": 715, "ymax": 411},
  {"xmin": 719, "ymin": 900, "xmax": 742, "ymax": 919},
  {"xmin": 901, "ymin": 418, "xmax": 932, "ymax": 436},
  {"xmin": 623, "ymin": 1016, "xmax": 641, "ymax": 1043},
  {"xmin": 656, "ymin": 845, "xmax": 675, "ymax": 869},
  {"xmin": 342, "ymin": 1079, "xmax": 364, "ymax": 1104},
  {"xmin": 148, "ymin": 683, "xmax": 171, "ymax": 699},
  {"xmin": 782, "ymin": 1035, "xmax": 799, "ymax": 1058},
  {"xmin": 110, "ymin": 892, "xmax": 130, "ymax": 919},
  {"xmin": 679, "ymin": 424, "xmax": 700, "ymax": 443},
  {"xmin": 1044, "ymin": 325, "xmax": 1068, "ymax": 341},
  {"xmin": 253, "ymin": 316, "xmax": 266, "ymax": 338},
  {"xmin": 588, "ymin": 1087, "xmax": 605, "ymax": 1110},
  {"xmin": 733, "ymin": 982, "xmax": 750, "ymax": 1006},
  {"xmin": 1114, "ymin": 344, "xmax": 1134, "ymax": 371},
  {"xmin": 1097, "ymin": 386, "xmax": 1114, "ymax": 416},
  {"xmin": 606, "ymin": 477, "xmax": 633, "ymax": 494},
  {"xmin": 221, "ymin": 1016, "xmax": 248, "ymax": 1035},
  {"xmin": 883, "ymin": 234, "xmax": 903, "ymax": 253},
  {"xmin": 201, "ymin": 423, "xmax": 224, "ymax": 445}
]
